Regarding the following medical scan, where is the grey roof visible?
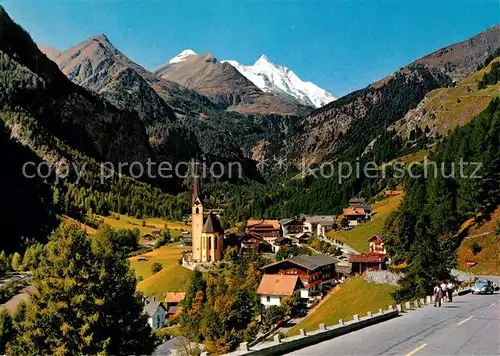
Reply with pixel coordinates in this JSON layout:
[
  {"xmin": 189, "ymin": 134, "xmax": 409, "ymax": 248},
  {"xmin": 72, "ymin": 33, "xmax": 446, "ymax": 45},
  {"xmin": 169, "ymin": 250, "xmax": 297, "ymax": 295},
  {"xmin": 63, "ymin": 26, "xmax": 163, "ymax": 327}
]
[
  {"xmin": 154, "ymin": 337, "xmax": 189, "ymax": 356},
  {"xmin": 289, "ymin": 254, "xmax": 340, "ymax": 270},
  {"xmin": 349, "ymin": 198, "xmax": 366, "ymax": 203},
  {"xmin": 202, "ymin": 213, "xmax": 224, "ymax": 234},
  {"xmin": 143, "ymin": 298, "xmax": 164, "ymax": 317},
  {"xmin": 304, "ymin": 215, "xmax": 336, "ymax": 224}
]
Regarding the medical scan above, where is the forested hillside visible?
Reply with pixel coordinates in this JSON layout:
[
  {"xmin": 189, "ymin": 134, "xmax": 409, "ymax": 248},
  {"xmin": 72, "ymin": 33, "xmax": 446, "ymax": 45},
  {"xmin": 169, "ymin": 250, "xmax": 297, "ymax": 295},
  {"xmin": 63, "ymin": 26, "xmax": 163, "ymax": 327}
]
[{"xmin": 384, "ymin": 98, "xmax": 500, "ymax": 301}]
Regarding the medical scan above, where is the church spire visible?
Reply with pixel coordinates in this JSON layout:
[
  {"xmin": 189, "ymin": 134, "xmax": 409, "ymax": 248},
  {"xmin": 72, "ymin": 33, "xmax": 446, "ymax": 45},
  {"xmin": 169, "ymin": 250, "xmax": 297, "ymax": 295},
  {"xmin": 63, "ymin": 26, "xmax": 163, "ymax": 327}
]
[{"xmin": 192, "ymin": 159, "xmax": 202, "ymax": 205}]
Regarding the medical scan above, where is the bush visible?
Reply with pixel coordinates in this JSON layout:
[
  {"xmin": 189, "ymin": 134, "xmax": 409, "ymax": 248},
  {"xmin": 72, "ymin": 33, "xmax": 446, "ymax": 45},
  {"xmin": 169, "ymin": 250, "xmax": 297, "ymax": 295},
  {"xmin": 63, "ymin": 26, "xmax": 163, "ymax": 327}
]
[
  {"xmin": 151, "ymin": 262, "xmax": 163, "ymax": 274},
  {"xmin": 470, "ymin": 241, "xmax": 482, "ymax": 255}
]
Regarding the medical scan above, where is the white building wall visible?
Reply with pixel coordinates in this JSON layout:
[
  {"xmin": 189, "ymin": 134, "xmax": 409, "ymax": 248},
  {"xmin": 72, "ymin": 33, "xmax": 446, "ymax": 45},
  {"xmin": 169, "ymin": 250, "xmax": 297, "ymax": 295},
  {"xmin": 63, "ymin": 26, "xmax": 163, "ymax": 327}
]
[{"xmin": 260, "ymin": 295, "xmax": 283, "ymax": 309}]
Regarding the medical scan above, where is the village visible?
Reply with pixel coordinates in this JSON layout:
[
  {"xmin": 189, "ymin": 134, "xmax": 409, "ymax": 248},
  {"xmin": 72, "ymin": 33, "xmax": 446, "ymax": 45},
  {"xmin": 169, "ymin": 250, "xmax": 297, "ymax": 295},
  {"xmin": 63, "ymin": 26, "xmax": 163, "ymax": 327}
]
[{"xmin": 139, "ymin": 178, "xmax": 402, "ymax": 332}]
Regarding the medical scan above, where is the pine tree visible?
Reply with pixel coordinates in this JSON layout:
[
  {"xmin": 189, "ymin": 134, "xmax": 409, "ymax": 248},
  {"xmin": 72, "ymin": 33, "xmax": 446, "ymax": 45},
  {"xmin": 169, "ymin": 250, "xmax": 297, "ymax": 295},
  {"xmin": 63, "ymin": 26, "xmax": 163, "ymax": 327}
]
[{"xmin": 9, "ymin": 223, "xmax": 154, "ymax": 355}]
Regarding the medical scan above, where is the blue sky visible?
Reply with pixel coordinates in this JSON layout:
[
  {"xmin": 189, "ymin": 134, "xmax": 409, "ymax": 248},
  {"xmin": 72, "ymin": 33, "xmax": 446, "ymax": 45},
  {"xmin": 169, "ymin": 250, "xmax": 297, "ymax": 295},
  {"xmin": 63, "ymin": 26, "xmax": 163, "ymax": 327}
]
[{"xmin": 2, "ymin": 0, "xmax": 499, "ymax": 97}]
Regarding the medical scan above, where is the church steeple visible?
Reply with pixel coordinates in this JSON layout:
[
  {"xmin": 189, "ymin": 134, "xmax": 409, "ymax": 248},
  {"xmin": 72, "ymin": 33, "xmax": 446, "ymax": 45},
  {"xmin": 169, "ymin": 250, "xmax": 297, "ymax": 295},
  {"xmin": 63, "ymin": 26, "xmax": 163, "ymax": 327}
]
[{"xmin": 192, "ymin": 160, "xmax": 202, "ymax": 205}]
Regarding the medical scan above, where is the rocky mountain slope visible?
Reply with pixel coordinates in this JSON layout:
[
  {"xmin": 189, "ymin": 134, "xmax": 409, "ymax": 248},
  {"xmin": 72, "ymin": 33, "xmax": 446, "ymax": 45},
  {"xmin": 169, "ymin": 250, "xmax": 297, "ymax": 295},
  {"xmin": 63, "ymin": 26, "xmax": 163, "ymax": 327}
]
[
  {"xmin": 295, "ymin": 25, "xmax": 500, "ymax": 164},
  {"xmin": 223, "ymin": 54, "xmax": 335, "ymax": 108},
  {"xmin": 0, "ymin": 10, "xmax": 151, "ymax": 164},
  {"xmin": 413, "ymin": 24, "xmax": 500, "ymax": 81},
  {"xmin": 154, "ymin": 52, "xmax": 309, "ymax": 116}
]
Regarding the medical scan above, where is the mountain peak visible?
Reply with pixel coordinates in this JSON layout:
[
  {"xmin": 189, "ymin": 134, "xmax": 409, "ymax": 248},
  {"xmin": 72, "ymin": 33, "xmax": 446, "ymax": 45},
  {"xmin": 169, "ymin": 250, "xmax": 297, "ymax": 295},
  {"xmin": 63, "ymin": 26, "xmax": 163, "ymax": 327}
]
[
  {"xmin": 169, "ymin": 49, "xmax": 197, "ymax": 64},
  {"xmin": 224, "ymin": 55, "xmax": 336, "ymax": 108},
  {"xmin": 255, "ymin": 54, "xmax": 272, "ymax": 66},
  {"xmin": 89, "ymin": 34, "xmax": 110, "ymax": 43}
]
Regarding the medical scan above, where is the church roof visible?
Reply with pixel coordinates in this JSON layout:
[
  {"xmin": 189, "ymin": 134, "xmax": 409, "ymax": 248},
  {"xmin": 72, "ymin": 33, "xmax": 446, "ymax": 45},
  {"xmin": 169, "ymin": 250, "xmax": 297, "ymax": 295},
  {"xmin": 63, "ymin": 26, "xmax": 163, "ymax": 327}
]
[{"xmin": 202, "ymin": 213, "xmax": 224, "ymax": 234}]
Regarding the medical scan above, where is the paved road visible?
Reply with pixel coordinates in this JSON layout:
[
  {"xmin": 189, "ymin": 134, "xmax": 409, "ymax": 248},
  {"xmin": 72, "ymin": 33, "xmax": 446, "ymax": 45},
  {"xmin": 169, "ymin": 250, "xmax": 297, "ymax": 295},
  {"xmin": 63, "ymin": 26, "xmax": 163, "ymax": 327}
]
[{"xmin": 288, "ymin": 292, "xmax": 500, "ymax": 356}]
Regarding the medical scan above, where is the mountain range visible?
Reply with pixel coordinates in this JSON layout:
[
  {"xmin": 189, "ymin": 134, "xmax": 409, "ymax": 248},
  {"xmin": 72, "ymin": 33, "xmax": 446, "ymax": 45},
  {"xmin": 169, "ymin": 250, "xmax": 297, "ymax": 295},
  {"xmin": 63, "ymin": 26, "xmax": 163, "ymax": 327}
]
[{"xmin": 1, "ymin": 3, "xmax": 499, "ymax": 250}]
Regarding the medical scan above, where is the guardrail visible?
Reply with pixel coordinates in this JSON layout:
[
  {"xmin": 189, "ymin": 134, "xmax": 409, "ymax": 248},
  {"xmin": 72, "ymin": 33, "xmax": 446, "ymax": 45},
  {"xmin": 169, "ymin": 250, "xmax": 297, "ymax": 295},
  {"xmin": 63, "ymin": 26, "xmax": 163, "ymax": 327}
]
[{"xmin": 218, "ymin": 287, "xmax": 472, "ymax": 356}]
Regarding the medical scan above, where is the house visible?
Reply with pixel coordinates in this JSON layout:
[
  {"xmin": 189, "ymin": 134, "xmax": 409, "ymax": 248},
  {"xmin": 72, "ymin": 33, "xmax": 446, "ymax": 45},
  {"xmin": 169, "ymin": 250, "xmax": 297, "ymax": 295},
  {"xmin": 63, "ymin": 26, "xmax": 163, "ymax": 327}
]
[
  {"xmin": 384, "ymin": 190, "xmax": 403, "ymax": 196},
  {"xmin": 257, "ymin": 274, "xmax": 304, "ymax": 311},
  {"xmin": 317, "ymin": 221, "xmax": 335, "ymax": 238},
  {"xmin": 342, "ymin": 207, "xmax": 366, "ymax": 227},
  {"xmin": 368, "ymin": 235, "xmax": 386, "ymax": 255},
  {"xmin": 151, "ymin": 228, "xmax": 161, "ymax": 237},
  {"xmin": 291, "ymin": 232, "xmax": 310, "ymax": 245},
  {"xmin": 271, "ymin": 236, "xmax": 293, "ymax": 253},
  {"xmin": 142, "ymin": 233, "xmax": 155, "ymax": 240},
  {"xmin": 165, "ymin": 292, "xmax": 186, "ymax": 319},
  {"xmin": 180, "ymin": 236, "xmax": 192, "ymax": 247},
  {"xmin": 348, "ymin": 198, "xmax": 372, "ymax": 219},
  {"xmin": 280, "ymin": 218, "xmax": 304, "ymax": 237},
  {"xmin": 143, "ymin": 297, "xmax": 167, "ymax": 329},
  {"xmin": 246, "ymin": 220, "xmax": 281, "ymax": 242},
  {"xmin": 303, "ymin": 216, "xmax": 336, "ymax": 235},
  {"xmin": 262, "ymin": 254, "xmax": 338, "ymax": 298},
  {"xmin": 349, "ymin": 254, "xmax": 387, "ymax": 274},
  {"xmin": 224, "ymin": 232, "xmax": 273, "ymax": 253}
]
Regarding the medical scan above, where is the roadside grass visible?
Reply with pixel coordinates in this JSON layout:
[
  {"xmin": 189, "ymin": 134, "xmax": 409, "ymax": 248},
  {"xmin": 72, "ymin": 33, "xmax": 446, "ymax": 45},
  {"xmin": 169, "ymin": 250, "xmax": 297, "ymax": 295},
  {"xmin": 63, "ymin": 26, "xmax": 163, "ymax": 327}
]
[
  {"xmin": 129, "ymin": 245, "xmax": 193, "ymax": 297},
  {"xmin": 327, "ymin": 194, "xmax": 403, "ymax": 253},
  {"xmin": 287, "ymin": 276, "xmax": 396, "ymax": 336},
  {"xmin": 457, "ymin": 208, "xmax": 500, "ymax": 275}
]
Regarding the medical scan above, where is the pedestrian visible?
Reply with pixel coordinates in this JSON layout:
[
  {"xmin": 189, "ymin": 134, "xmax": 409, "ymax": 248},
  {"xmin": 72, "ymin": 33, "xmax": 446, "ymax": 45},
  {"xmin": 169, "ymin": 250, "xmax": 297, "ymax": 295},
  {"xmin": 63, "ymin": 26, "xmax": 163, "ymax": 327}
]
[
  {"xmin": 446, "ymin": 281, "xmax": 454, "ymax": 302},
  {"xmin": 440, "ymin": 280, "xmax": 447, "ymax": 303},
  {"xmin": 433, "ymin": 284, "xmax": 442, "ymax": 307}
]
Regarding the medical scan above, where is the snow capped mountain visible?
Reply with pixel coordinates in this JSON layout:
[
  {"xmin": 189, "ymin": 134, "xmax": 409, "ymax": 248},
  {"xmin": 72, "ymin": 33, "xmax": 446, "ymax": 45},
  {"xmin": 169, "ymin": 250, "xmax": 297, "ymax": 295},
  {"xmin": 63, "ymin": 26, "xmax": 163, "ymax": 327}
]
[
  {"xmin": 222, "ymin": 55, "xmax": 336, "ymax": 108},
  {"xmin": 168, "ymin": 49, "xmax": 197, "ymax": 64}
]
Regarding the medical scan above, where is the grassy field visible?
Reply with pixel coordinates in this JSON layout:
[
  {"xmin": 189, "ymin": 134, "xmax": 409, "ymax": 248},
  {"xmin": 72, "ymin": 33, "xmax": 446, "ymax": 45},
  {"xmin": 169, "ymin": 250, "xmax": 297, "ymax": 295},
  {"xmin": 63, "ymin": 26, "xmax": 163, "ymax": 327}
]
[
  {"xmin": 287, "ymin": 276, "xmax": 396, "ymax": 336},
  {"xmin": 457, "ymin": 208, "xmax": 500, "ymax": 275},
  {"xmin": 129, "ymin": 245, "xmax": 193, "ymax": 297},
  {"xmin": 99, "ymin": 213, "xmax": 189, "ymax": 240},
  {"xmin": 327, "ymin": 194, "xmax": 403, "ymax": 253}
]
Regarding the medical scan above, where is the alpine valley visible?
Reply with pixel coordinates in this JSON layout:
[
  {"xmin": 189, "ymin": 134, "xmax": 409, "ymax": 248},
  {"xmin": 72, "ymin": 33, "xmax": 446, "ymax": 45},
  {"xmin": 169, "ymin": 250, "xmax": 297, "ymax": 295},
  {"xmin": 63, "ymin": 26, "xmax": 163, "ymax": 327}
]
[{"xmin": 1, "ymin": 4, "xmax": 499, "ymax": 253}]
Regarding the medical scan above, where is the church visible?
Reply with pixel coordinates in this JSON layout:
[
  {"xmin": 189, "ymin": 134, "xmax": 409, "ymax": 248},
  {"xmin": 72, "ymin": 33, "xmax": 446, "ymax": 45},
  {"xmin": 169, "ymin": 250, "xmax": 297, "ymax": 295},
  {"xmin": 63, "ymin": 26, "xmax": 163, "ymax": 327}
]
[{"xmin": 191, "ymin": 173, "xmax": 224, "ymax": 263}]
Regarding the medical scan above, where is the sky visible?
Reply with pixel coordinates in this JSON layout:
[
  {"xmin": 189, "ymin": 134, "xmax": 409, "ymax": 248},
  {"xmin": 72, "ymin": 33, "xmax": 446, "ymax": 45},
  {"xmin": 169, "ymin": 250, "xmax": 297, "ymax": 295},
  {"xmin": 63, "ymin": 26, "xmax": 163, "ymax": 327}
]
[{"xmin": 2, "ymin": 0, "xmax": 499, "ymax": 97}]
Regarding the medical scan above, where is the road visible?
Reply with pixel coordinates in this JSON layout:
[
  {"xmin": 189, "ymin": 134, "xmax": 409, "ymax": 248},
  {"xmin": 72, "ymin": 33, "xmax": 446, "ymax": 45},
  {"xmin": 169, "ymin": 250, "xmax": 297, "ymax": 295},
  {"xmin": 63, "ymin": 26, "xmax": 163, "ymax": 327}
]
[{"xmin": 288, "ymin": 292, "xmax": 500, "ymax": 356}]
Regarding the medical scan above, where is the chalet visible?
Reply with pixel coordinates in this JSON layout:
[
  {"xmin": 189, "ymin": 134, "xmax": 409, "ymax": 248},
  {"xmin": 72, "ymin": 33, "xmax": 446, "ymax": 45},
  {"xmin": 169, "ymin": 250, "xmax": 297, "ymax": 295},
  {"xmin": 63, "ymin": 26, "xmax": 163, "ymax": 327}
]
[
  {"xmin": 257, "ymin": 274, "xmax": 304, "ymax": 311},
  {"xmin": 348, "ymin": 198, "xmax": 372, "ymax": 219},
  {"xmin": 247, "ymin": 220, "xmax": 281, "ymax": 242},
  {"xmin": 143, "ymin": 297, "xmax": 166, "ymax": 329},
  {"xmin": 142, "ymin": 233, "xmax": 155, "ymax": 240},
  {"xmin": 317, "ymin": 220, "xmax": 335, "ymax": 238},
  {"xmin": 384, "ymin": 190, "xmax": 403, "ymax": 197},
  {"xmin": 291, "ymin": 232, "xmax": 310, "ymax": 245},
  {"xmin": 368, "ymin": 235, "xmax": 386, "ymax": 255},
  {"xmin": 272, "ymin": 236, "xmax": 293, "ymax": 253},
  {"xmin": 151, "ymin": 228, "xmax": 161, "ymax": 237},
  {"xmin": 280, "ymin": 218, "xmax": 304, "ymax": 237},
  {"xmin": 262, "ymin": 254, "xmax": 338, "ymax": 298},
  {"xmin": 224, "ymin": 232, "xmax": 272, "ymax": 253},
  {"xmin": 165, "ymin": 292, "xmax": 186, "ymax": 319},
  {"xmin": 303, "ymin": 216, "xmax": 336, "ymax": 234},
  {"xmin": 349, "ymin": 254, "xmax": 387, "ymax": 274},
  {"xmin": 342, "ymin": 207, "xmax": 366, "ymax": 227}
]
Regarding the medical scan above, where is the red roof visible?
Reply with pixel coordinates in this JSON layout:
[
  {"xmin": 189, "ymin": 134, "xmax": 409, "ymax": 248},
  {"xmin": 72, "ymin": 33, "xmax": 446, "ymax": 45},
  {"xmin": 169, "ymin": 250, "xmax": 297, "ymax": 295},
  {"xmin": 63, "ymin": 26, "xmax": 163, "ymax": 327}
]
[
  {"xmin": 368, "ymin": 235, "xmax": 383, "ymax": 243},
  {"xmin": 349, "ymin": 254, "xmax": 385, "ymax": 263},
  {"xmin": 343, "ymin": 208, "xmax": 365, "ymax": 216}
]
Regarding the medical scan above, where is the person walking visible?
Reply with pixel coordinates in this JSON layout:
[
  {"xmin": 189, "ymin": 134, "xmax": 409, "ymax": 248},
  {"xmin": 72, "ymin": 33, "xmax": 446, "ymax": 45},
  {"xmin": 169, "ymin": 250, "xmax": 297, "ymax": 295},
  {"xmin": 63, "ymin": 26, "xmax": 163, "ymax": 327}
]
[
  {"xmin": 446, "ymin": 281, "xmax": 454, "ymax": 302},
  {"xmin": 434, "ymin": 283, "xmax": 442, "ymax": 307},
  {"xmin": 440, "ymin": 280, "xmax": 448, "ymax": 303}
]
